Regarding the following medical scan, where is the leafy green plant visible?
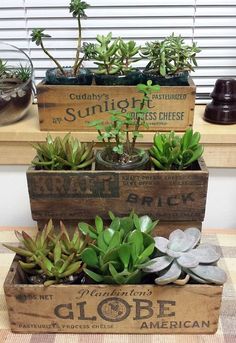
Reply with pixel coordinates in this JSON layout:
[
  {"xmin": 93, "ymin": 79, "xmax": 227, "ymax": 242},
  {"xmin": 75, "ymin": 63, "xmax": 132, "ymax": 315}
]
[
  {"xmin": 0, "ymin": 58, "xmax": 8, "ymax": 77},
  {"xmin": 89, "ymin": 80, "xmax": 160, "ymax": 164},
  {"xmin": 4, "ymin": 220, "xmax": 89, "ymax": 286},
  {"xmin": 143, "ymin": 228, "xmax": 227, "ymax": 285},
  {"xmin": 31, "ymin": 133, "xmax": 94, "ymax": 170},
  {"xmin": 36, "ymin": 241, "xmax": 83, "ymax": 286},
  {"xmin": 15, "ymin": 64, "xmax": 32, "ymax": 82},
  {"xmin": 83, "ymin": 33, "xmax": 140, "ymax": 75},
  {"xmin": 79, "ymin": 212, "xmax": 158, "ymax": 284},
  {"xmin": 140, "ymin": 33, "xmax": 201, "ymax": 76},
  {"xmin": 149, "ymin": 128, "xmax": 204, "ymax": 170},
  {"xmin": 3, "ymin": 220, "xmax": 53, "ymax": 270},
  {"xmin": 31, "ymin": 0, "xmax": 89, "ymax": 76}
]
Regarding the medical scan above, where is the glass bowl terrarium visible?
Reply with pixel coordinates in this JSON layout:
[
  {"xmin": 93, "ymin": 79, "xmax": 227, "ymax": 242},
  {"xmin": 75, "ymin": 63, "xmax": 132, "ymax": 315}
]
[{"xmin": 0, "ymin": 41, "xmax": 33, "ymax": 125}]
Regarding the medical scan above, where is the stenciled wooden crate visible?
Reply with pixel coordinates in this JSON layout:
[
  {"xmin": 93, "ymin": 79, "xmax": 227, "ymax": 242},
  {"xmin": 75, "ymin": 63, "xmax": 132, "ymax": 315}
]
[
  {"xmin": 26, "ymin": 157, "xmax": 208, "ymax": 233},
  {"xmin": 37, "ymin": 78, "xmax": 196, "ymax": 132},
  {"xmin": 4, "ymin": 259, "xmax": 223, "ymax": 334}
]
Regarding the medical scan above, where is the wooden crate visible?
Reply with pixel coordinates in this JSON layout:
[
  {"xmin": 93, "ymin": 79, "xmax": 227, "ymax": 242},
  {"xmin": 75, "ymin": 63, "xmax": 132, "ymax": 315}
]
[
  {"xmin": 4, "ymin": 259, "xmax": 223, "ymax": 334},
  {"xmin": 37, "ymin": 78, "xmax": 196, "ymax": 132},
  {"xmin": 26, "ymin": 157, "xmax": 208, "ymax": 233}
]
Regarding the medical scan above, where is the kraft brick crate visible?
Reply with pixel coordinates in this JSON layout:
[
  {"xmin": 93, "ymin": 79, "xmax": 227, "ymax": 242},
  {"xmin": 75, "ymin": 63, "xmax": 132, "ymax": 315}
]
[
  {"xmin": 26, "ymin": 156, "xmax": 208, "ymax": 233},
  {"xmin": 4, "ymin": 258, "xmax": 223, "ymax": 334},
  {"xmin": 37, "ymin": 78, "xmax": 196, "ymax": 132}
]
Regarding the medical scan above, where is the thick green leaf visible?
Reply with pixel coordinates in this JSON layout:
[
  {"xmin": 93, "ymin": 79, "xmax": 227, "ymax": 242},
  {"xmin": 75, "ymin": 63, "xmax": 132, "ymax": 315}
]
[
  {"xmin": 108, "ymin": 231, "xmax": 121, "ymax": 250},
  {"xmin": 137, "ymin": 243, "xmax": 155, "ymax": 264},
  {"xmin": 103, "ymin": 228, "xmax": 115, "ymax": 245},
  {"xmin": 81, "ymin": 248, "xmax": 99, "ymax": 267},
  {"xmin": 118, "ymin": 244, "xmax": 131, "ymax": 268},
  {"xmin": 84, "ymin": 268, "xmax": 104, "ymax": 282},
  {"xmin": 95, "ymin": 216, "xmax": 104, "ymax": 234}
]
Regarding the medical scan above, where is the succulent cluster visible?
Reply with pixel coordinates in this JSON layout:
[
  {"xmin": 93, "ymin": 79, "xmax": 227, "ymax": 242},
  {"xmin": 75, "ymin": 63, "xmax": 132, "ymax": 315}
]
[
  {"xmin": 89, "ymin": 80, "xmax": 160, "ymax": 163},
  {"xmin": 150, "ymin": 128, "xmax": 204, "ymax": 170},
  {"xmin": 141, "ymin": 33, "xmax": 201, "ymax": 76},
  {"xmin": 31, "ymin": 133, "xmax": 94, "ymax": 170},
  {"xmin": 79, "ymin": 212, "xmax": 158, "ymax": 284},
  {"xmin": 3, "ymin": 220, "xmax": 89, "ymax": 286},
  {"xmin": 5, "ymin": 215, "xmax": 227, "ymax": 287},
  {"xmin": 83, "ymin": 32, "xmax": 140, "ymax": 75},
  {"xmin": 143, "ymin": 228, "xmax": 227, "ymax": 285},
  {"xmin": 31, "ymin": 0, "xmax": 89, "ymax": 76}
]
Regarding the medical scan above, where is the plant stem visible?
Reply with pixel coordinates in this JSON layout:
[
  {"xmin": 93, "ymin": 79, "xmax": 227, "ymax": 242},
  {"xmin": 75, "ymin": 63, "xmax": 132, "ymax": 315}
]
[
  {"xmin": 98, "ymin": 129, "xmax": 105, "ymax": 143},
  {"xmin": 73, "ymin": 17, "xmax": 82, "ymax": 76},
  {"xmin": 131, "ymin": 97, "xmax": 146, "ymax": 151},
  {"xmin": 40, "ymin": 42, "xmax": 65, "ymax": 76}
]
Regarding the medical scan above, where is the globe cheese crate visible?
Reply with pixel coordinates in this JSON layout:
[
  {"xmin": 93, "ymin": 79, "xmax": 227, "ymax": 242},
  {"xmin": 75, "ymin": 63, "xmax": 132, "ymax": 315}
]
[
  {"xmin": 37, "ymin": 78, "xmax": 196, "ymax": 132},
  {"xmin": 4, "ymin": 258, "xmax": 223, "ymax": 334},
  {"xmin": 26, "ymin": 156, "xmax": 208, "ymax": 234}
]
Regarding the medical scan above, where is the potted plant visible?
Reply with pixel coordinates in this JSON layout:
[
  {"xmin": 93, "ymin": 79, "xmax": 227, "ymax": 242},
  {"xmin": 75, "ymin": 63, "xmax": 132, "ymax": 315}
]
[
  {"xmin": 0, "ymin": 41, "xmax": 33, "ymax": 125},
  {"xmin": 88, "ymin": 80, "xmax": 160, "ymax": 170},
  {"xmin": 31, "ymin": 0, "xmax": 92, "ymax": 85},
  {"xmin": 83, "ymin": 32, "xmax": 142, "ymax": 85},
  {"xmin": 140, "ymin": 33, "xmax": 201, "ymax": 86},
  {"xmin": 4, "ymin": 217, "xmax": 226, "ymax": 334},
  {"xmin": 149, "ymin": 128, "xmax": 204, "ymax": 170}
]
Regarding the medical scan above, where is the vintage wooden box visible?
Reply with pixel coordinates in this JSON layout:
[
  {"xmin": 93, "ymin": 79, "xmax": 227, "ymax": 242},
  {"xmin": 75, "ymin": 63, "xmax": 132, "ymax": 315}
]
[
  {"xmin": 37, "ymin": 79, "xmax": 196, "ymax": 132},
  {"xmin": 26, "ymin": 156, "xmax": 208, "ymax": 233},
  {"xmin": 4, "ymin": 258, "xmax": 223, "ymax": 334}
]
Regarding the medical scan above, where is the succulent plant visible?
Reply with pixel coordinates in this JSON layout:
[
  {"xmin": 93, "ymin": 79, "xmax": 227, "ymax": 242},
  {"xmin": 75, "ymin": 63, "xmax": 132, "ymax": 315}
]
[
  {"xmin": 149, "ymin": 128, "xmax": 204, "ymax": 170},
  {"xmin": 4, "ymin": 220, "xmax": 89, "ymax": 286},
  {"xmin": 140, "ymin": 33, "xmax": 201, "ymax": 76},
  {"xmin": 79, "ymin": 212, "xmax": 158, "ymax": 284},
  {"xmin": 31, "ymin": 0, "xmax": 90, "ymax": 76},
  {"xmin": 89, "ymin": 80, "xmax": 160, "ymax": 164},
  {"xmin": 56, "ymin": 221, "xmax": 91, "ymax": 260},
  {"xmin": 3, "ymin": 220, "xmax": 54, "ymax": 274},
  {"xmin": 83, "ymin": 33, "xmax": 140, "ymax": 75},
  {"xmin": 31, "ymin": 133, "xmax": 94, "ymax": 170},
  {"xmin": 143, "ymin": 228, "xmax": 227, "ymax": 285},
  {"xmin": 36, "ymin": 241, "xmax": 83, "ymax": 286}
]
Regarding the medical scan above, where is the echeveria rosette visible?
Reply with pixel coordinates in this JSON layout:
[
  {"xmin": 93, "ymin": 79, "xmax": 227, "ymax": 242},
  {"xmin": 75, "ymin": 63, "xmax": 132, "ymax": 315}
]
[{"xmin": 143, "ymin": 228, "xmax": 227, "ymax": 285}]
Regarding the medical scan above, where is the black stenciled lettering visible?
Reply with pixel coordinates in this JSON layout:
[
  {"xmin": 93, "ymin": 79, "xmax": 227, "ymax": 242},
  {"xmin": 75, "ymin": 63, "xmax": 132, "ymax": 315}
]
[
  {"xmin": 156, "ymin": 300, "xmax": 176, "ymax": 318},
  {"xmin": 182, "ymin": 192, "xmax": 194, "ymax": 203},
  {"xmin": 76, "ymin": 302, "xmax": 97, "ymax": 321},
  {"xmin": 54, "ymin": 303, "xmax": 74, "ymax": 319},
  {"xmin": 64, "ymin": 108, "xmax": 76, "ymax": 122},
  {"xmin": 127, "ymin": 193, "xmax": 138, "ymax": 203},
  {"xmin": 133, "ymin": 299, "xmax": 154, "ymax": 320}
]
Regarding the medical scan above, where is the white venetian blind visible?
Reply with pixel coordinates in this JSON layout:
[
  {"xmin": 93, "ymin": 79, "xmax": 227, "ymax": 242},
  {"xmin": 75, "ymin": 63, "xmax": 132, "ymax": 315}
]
[{"xmin": 0, "ymin": 0, "xmax": 236, "ymax": 101}]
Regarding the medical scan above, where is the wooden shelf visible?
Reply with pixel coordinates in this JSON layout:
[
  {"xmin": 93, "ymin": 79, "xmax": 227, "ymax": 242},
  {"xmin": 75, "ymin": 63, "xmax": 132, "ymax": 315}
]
[{"xmin": 0, "ymin": 104, "xmax": 236, "ymax": 167}]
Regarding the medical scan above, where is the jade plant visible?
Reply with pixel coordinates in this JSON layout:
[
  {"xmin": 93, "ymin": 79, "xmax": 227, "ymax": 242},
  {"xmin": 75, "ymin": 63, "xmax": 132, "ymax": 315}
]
[
  {"xmin": 3, "ymin": 220, "xmax": 89, "ymax": 286},
  {"xmin": 31, "ymin": 0, "xmax": 89, "ymax": 76},
  {"xmin": 79, "ymin": 211, "xmax": 158, "ymax": 284},
  {"xmin": 83, "ymin": 32, "xmax": 141, "ymax": 75},
  {"xmin": 89, "ymin": 80, "xmax": 160, "ymax": 165},
  {"xmin": 149, "ymin": 128, "xmax": 204, "ymax": 170},
  {"xmin": 140, "ymin": 33, "xmax": 201, "ymax": 76},
  {"xmin": 143, "ymin": 228, "xmax": 227, "ymax": 285},
  {"xmin": 31, "ymin": 133, "xmax": 94, "ymax": 170}
]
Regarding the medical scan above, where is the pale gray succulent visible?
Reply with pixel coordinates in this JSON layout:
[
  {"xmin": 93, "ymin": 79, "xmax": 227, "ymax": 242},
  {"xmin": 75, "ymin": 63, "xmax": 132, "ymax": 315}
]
[{"xmin": 143, "ymin": 228, "xmax": 227, "ymax": 285}]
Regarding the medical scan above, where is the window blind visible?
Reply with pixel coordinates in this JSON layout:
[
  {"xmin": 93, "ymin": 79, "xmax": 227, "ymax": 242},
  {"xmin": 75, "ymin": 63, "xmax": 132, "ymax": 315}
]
[{"xmin": 1, "ymin": 0, "xmax": 236, "ymax": 102}]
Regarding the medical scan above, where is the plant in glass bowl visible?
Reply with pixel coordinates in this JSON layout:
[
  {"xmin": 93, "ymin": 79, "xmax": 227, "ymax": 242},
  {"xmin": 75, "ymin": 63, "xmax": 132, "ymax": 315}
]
[
  {"xmin": 140, "ymin": 33, "xmax": 201, "ymax": 86},
  {"xmin": 0, "ymin": 41, "xmax": 33, "ymax": 125},
  {"xmin": 83, "ymin": 32, "xmax": 142, "ymax": 85},
  {"xmin": 88, "ymin": 80, "xmax": 160, "ymax": 169},
  {"xmin": 31, "ymin": 0, "xmax": 92, "ymax": 85}
]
